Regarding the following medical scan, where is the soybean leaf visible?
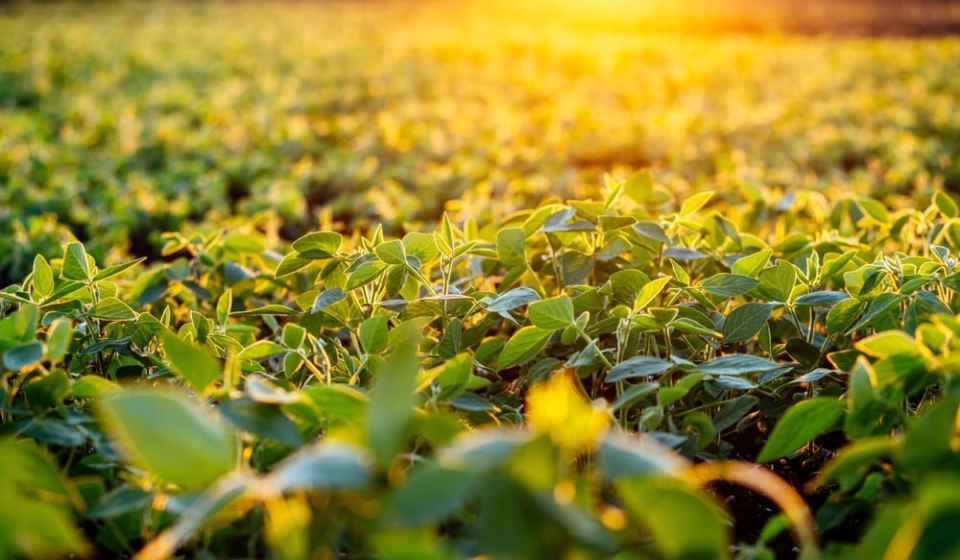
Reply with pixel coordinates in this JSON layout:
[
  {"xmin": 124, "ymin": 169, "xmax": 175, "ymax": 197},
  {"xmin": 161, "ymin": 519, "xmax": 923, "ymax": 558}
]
[
  {"xmin": 92, "ymin": 258, "xmax": 147, "ymax": 282},
  {"xmin": 32, "ymin": 255, "xmax": 54, "ymax": 297},
  {"xmin": 695, "ymin": 355, "xmax": 784, "ymax": 375},
  {"xmin": 312, "ymin": 287, "xmax": 347, "ymax": 312},
  {"xmin": 162, "ymin": 333, "xmax": 222, "ymax": 392},
  {"xmin": 359, "ymin": 315, "xmax": 389, "ymax": 355},
  {"xmin": 232, "ymin": 305, "xmax": 300, "ymax": 316},
  {"xmin": 275, "ymin": 253, "xmax": 313, "ymax": 278},
  {"xmin": 732, "ymin": 249, "xmax": 772, "ymax": 278},
  {"xmin": 758, "ymin": 397, "xmax": 844, "ymax": 462},
  {"xmin": 497, "ymin": 228, "xmax": 526, "ymax": 268},
  {"xmin": 292, "ymin": 232, "xmax": 342, "ymax": 259},
  {"xmin": 367, "ymin": 338, "xmax": 419, "ymax": 465},
  {"xmin": 605, "ymin": 356, "xmax": 672, "ymax": 382},
  {"xmin": 634, "ymin": 276, "xmax": 672, "ymax": 311},
  {"xmin": 699, "ymin": 274, "xmax": 760, "ymax": 297},
  {"xmin": 499, "ymin": 327, "xmax": 553, "ymax": 369},
  {"xmin": 845, "ymin": 293, "xmax": 906, "ymax": 335},
  {"xmin": 855, "ymin": 331, "xmax": 920, "ymax": 359},
  {"xmin": 375, "ymin": 239, "xmax": 407, "ymax": 265},
  {"xmin": 528, "ymin": 294, "xmax": 574, "ymax": 330},
  {"xmin": 385, "ymin": 463, "xmax": 479, "ymax": 525},
  {"xmin": 795, "ymin": 291, "xmax": 850, "ymax": 307},
  {"xmin": 217, "ymin": 397, "xmax": 302, "ymax": 447},
  {"xmin": 3, "ymin": 342, "xmax": 44, "ymax": 371},
  {"xmin": 712, "ymin": 395, "xmax": 759, "ymax": 432},
  {"xmin": 722, "ymin": 303, "xmax": 774, "ymax": 343},
  {"xmin": 99, "ymin": 390, "xmax": 237, "ymax": 488},
  {"xmin": 617, "ymin": 477, "xmax": 728, "ymax": 560},
  {"xmin": 61, "ymin": 243, "xmax": 91, "ymax": 282},
  {"xmin": 610, "ymin": 382, "xmax": 660, "ymax": 412},
  {"xmin": 237, "ymin": 340, "xmax": 286, "ymax": 360},
  {"xmin": 485, "ymin": 287, "xmax": 541, "ymax": 313},
  {"xmin": 754, "ymin": 260, "xmax": 797, "ymax": 303},
  {"xmin": 267, "ymin": 443, "xmax": 372, "ymax": 493},
  {"xmin": 88, "ymin": 297, "xmax": 137, "ymax": 321},
  {"xmin": 403, "ymin": 232, "xmax": 439, "ymax": 264}
]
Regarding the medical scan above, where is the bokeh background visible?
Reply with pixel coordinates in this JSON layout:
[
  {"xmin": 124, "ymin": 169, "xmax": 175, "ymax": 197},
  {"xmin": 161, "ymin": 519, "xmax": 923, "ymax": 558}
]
[{"xmin": 3, "ymin": 0, "xmax": 960, "ymax": 283}]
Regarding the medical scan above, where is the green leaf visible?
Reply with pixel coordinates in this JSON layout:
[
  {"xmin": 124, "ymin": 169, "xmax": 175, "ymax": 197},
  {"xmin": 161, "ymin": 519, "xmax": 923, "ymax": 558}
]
[
  {"xmin": 24, "ymin": 369, "xmax": 71, "ymax": 409},
  {"xmin": 795, "ymin": 291, "xmax": 850, "ymax": 307},
  {"xmin": 935, "ymin": 190, "xmax": 959, "ymax": 218},
  {"xmin": 732, "ymin": 249, "xmax": 772, "ymax": 278},
  {"xmin": 92, "ymin": 258, "xmax": 146, "ymax": 282},
  {"xmin": 72, "ymin": 375, "xmax": 121, "ymax": 398},
  {"xmin": 632, "ymin": 220, "xmax": 670, "ymax": 245},
  {"xmin": 712, "ymin": 395, "xmax": 759, "ymax": 432},
  {"xmin": 634, "ymin": 276, "xmax": 672, "ymax": 311},
  {"xmin": 608, "ymin": 269, "xmax": 650, "ymax": 306},
  {"xmin": 3, "ymin": 342, "xmax": 44, "ymax": 371},
  {"xmin": 722, "ymin": 302, "xmax": 774, "ymax": 343},
  {"xmin": 617, "ymin": 477, "xmax": 728, "ymax": 560},
  {"xmin": 311, "ymin": 287, "xmax": 347, "ymax": 313},
  {"xmin": 485, "ymin": 286, "xmax": 541, "ymax": 313},
  {"xmin": 275, "ymin": 253, "xmax": 313, "ymax": 278},
  {"xmin": 758, "ymin": 397, "xmax": 844, "ymax": 462},
  {"xmin": 0, "ymin": 438, "xmax": 88, "ymax": 559},
  {"xmin": 695, "ymin": 355, "xmax": 783, "ymax": 375},
  {"xmin": 266, "ymin": 442, "xmax": 372, "ymax": 493},
  {"xmin": 385, "ymin": 463, "xmax": 479, "ymax": 525},
  {"xmin": 605, "ymin": 356, "xmax": 672, "ymax": 382},
  {"xmin": 699, "ymin": 274, "xmax": 761, "ymax": 297},
  {"xmin": 32, "ymin": 254, "xmax": 54, "ymax": 297},
  {"xmin": 826, "ymin": 298, "xmax": 864, "ymax": 335},
  {"xmin": 624, "ymin": 170, "xmax": 656, "ymax": 205},
  {"xmin": 754, "ymin": 260, "xmax": 797, "ymax": 303},
  {"xmin": 527, "ymin": 294, "xmax": 575, "ymax": 330},
  {"xmin": 232, "ymin": 304, "xmax": 300, "ymax": 316},
  {"xmin": 845, "ymin": 293, "xmax": 906, "ymax": 334},
  {"xmin": 61, "ymin": 242, "xmax": 91, "ymax": 281},
  {"xmin": 497, "ymin": 227, "xmax": 527, "ymax": 268},
  {"xmin": 302, "ymin": 384, "xmax": 368, "ymax": 423},
  {"xmin": 375, "ymin": 239, "xmax": 407, "ymax": 265},
  {"xmin": 680, "ymin": 190, "xmax": 714, "ymax": 217},
  {"xmin": 217, "ymin": 397, "xmax": 303, "ymax": 447},
  {"xmin": 216, "ymin": 289, "xmax": 233, "ymax": 326},
  {"xmin": 237, "ymin": 340, "xmax": 286, "ymax": 360},
  {"xmin": 0, "ymin": 304, "xmax": 37, "ymax": 343},
  {"xmin": 367, "ymin": 338, "xmax": 419, "ymax": 465},
  {"xmin": 499, "ymin": 326, "xmax": 553, "ymax": 369},
  {"xmin": 291, "ymin": 232, "xmax": 342, "ymax": 259},
  {"xmin": 359, "ymin": 314, "xmax": 389, "ymax": 355},
  {"xmin": 403, "ymin": 232, "xmax": 439, "ymax": 264},
  {"xmin": 858, "ymin": 197, "xmax": 889, "ymax": 224},
  {"xmin": 599, "ymin": 432, "xmax": 687, "ymax": 478},
  {"xmin": 437, "ymin": 353, "xmax": 473, "ymax": 401},
  {"xmin": 99, "ymin": 389, "xmax": 237, "ymax": 488},
  {"xmin": 609, "ymin": 382, "xmax": 660, "ymax": 412},
  {"xmin": 88, "ymin": 297, "xmax": 137, "ymax": 321},
  {"xmin": 658, "ymin": 373, "xmax": 706, "ymax": 406},
  {"xmin": 162, "ymin": 332, "xmax": 222, "ymax": 392},
  {"xmin": 346, "ymin": 260, "xmax": 388, "ymax": 290},
  {"xmin": 855, "ymin": 330, "xmax": 920, "ymax": 359}
]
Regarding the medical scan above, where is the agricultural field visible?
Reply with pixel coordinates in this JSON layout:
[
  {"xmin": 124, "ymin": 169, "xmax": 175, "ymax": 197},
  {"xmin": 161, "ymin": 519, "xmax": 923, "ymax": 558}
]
[{"xmin": 2, "ymin": 1, "xmax": 960, "ymax": 559}]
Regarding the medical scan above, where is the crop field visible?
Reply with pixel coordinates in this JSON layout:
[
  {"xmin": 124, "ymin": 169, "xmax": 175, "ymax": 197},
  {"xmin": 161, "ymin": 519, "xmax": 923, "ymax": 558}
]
[{"xmin": 3, "ymin": 1, "xmax": 960, "ymax": 559}]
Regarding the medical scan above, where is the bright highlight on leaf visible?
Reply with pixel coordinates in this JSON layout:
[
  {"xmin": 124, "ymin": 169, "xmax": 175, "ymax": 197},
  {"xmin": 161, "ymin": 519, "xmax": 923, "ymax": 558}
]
[{"xmin": 526, "ymin": 372, "xmax": 609, "ymax": 453}]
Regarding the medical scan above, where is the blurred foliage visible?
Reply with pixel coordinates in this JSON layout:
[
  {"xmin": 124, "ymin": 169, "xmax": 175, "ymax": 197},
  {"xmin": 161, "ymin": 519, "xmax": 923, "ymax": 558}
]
[{"xmin": 2, "ymin": 1, "xmax": 960, "ymax": 283}]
